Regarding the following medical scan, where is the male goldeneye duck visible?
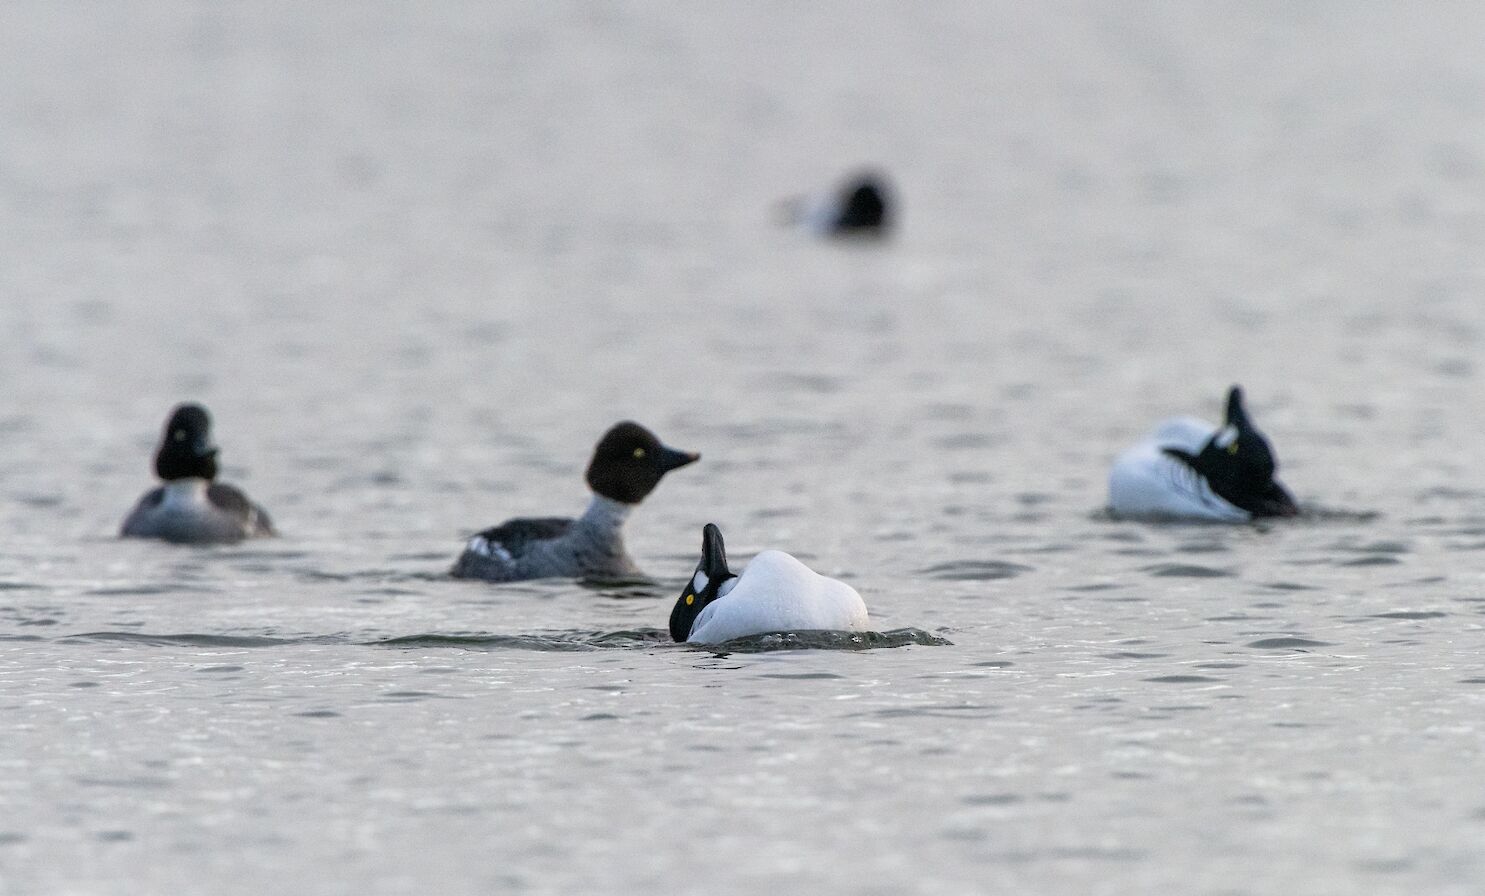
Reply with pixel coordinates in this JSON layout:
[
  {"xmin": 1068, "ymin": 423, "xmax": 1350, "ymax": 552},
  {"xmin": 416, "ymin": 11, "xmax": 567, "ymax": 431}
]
[
  {"xmin": 120, "ymin": 403, "xmax": 275, "ymax": 543},
  {"xmin": 449, "ymin": 421, "xmax": 700, "ymax": 582},
  {"xmin": 782, "ymin": 170, "xmax": 893, "ymax": 237},
  {"xmin": 1107, "ymin": 385, "xmax": 1300, "ymax": 522},
  {"xmin": 669, "ymin": 523, "xmax": 870, "ymax": 644}
]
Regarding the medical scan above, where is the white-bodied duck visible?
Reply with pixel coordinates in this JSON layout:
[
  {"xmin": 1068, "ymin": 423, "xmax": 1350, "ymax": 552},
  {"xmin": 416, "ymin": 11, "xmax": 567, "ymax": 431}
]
[
  {"xmin": 670, "ymin": 524, "xmax": 870, "ymax": 644},
  {"xmin": 1108, "ymin": 385, "xmax": 1299, "ymax": 522}
]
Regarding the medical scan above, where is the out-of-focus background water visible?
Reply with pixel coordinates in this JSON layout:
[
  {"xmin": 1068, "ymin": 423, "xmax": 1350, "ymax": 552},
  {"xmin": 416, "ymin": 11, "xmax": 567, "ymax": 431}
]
[{"xmin": 2, "ymin": 2, "xmax": 1484, "ymax": 893}]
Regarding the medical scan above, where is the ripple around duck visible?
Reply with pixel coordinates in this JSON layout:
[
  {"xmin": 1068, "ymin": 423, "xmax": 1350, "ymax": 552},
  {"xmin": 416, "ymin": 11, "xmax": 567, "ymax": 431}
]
[
  {"xmin": 1294, "ymin": 506, "xmax": 1382, "ymax": 524},
  {"xmin": 918, "ymin": 560, "xmax": 1034, "ymax": 581},
  {"xmin": 698, "ymin": 628, "xmax": 951, "ymax": 653},
  {"xmin": 373, "ymin": 630, "xmax": 671, "ymax": 651}
]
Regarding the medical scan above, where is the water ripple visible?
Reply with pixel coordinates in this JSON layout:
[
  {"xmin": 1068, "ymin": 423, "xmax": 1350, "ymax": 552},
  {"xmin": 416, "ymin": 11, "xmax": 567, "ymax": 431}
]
[
  {"xmin": 1245, "ymin": 637, "xmax": 1334, "ymax": 650},
  {"xmin": 1142, "ymin": 563, "xmax": 1232, "ymax": 578},
  {"xmin": 60, "ymin": 632, "xmax": 300, "ymax": 648},
  {"xmin": 918, "ymin": 560, "xmax": 1034, "ymax": 581},
  {"xmin": 374, "ymin": 630, "xmax": 670, "ymax": 651},
  {"xmin": 697, "ymin": 628, "xmax": 951, "ymax": 653},
  {"xmin": 1371, "ymin": 611, "xmax": 1447, "ymax": 620}
]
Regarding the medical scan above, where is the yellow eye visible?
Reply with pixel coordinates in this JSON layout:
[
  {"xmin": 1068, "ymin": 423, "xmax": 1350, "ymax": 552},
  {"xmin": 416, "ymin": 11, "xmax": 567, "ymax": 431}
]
[
  {"xmin": 1227, "ymin": 442, "xmax": 1239, "ymax": 455},
  {"xmin": 685, "ymin": 593, "xmax": 694, "ymax": 606},
  {"xmin": 633, "ymin": 447, "xmax": 646, "ymax": 459}
]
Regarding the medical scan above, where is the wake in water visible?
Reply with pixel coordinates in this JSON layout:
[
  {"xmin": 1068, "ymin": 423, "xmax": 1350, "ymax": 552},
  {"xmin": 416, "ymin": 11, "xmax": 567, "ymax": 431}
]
[
  {"xmin": 1091, "ymin": 503, "xmax": 1381, "ymax": 525},
  {"xmin": 50, "ymin": 627, "xmax": 949, "ymax": 653},
  {"xmin": 377, "ymin": 627, "xmax": 949, "ymax": 652}
]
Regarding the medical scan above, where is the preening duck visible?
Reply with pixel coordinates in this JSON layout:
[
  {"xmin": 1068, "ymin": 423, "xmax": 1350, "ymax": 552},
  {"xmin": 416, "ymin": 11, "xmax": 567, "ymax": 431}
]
[
  {"xmin": 1107, "ymin": 386, "xmax": 1299, "ymax": 522},
  {"xmin": 670, "ymin": 523, "xmax": 870, "ymax": 644}
]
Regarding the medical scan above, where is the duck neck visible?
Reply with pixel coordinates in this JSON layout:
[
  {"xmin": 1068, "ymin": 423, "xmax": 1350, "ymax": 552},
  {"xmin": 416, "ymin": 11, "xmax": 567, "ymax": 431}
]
[{"xmin": 579, "ymin": 495, "xmax": 633, "ymax": 532}]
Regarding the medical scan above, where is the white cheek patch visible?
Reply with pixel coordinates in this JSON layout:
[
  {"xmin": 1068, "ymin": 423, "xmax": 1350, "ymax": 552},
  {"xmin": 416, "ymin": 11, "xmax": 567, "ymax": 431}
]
[
  {"xmin": 1213, "ymin": 425, "xmax": 1239, "ymax": 450},
  {"xmin": 692, "ymin": 570, "xmax": 709, "ymax": 592}
]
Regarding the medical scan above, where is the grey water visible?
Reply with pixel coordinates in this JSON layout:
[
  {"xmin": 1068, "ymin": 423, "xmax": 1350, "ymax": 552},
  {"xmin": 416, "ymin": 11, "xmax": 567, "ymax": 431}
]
[{"xmin": 2, "ymin": 2, "xmax": 1484, "ymax": 893}]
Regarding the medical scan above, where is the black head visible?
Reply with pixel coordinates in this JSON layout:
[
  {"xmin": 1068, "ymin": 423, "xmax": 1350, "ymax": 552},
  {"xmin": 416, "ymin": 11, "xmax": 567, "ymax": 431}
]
[
  {"xmin": 1163, "ymin": 386, "xmax": 1298, "ymax": 518},
  {"xmin": 670, "ymin": 523, "xmax": 737, "ymax": 642},
  {"xmin": 153, "ymin": 403, "xmax": 219, "ymax": 481},
  {"xmin": 584, "ymin": 421, "xmax": 699, "ymax": 505},
  {"xmin": 835, "ymin": 174, "xmax": 890, "ymax": 233}
]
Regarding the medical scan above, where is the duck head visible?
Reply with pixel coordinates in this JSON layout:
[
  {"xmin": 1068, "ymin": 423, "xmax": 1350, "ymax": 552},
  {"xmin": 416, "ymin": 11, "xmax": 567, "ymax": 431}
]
[
  {"xmin": 670, "ymin": 523, "xmax": 738, "ymax": 642},
  {"xmin": 585, "ymin": 421, "xmax": 699, "ymax": 505},
  {"xmin": 154, "ymin": 403, "xmax": 219, "ymax": 481},
  {"xmin": 834, "ymin": 172, "xmax": 890, "ymax": 233},
  {"xmin": 1163, "ymin": 386, "xmax": 1298, "ymax": 518}
]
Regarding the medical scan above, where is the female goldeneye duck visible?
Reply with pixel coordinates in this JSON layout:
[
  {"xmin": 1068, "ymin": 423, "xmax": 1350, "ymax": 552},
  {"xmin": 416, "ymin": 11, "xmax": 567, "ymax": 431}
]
[
  {"xmin": 450, "ymin": 421, "xmax": 700, "ymax": 582},
  {"xmin": 1107, "ymin": 385, "xmax": 1300, "ymax": 522},
  {"xmin": 670, "ymin": 523, "xmax": 870, "ymax": 644},
  {"xmin": 120, "ymin": 403, "xmax": 276, "ymax": 544},
  {"xmin": 782, "ymin": 170, "xmax": 893, "ymax": 237}
]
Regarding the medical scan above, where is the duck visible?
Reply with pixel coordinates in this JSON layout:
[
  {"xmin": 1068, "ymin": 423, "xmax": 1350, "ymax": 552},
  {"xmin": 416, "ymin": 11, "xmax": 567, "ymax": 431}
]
[
  {"xmin": 670, "ymin": 523, "xmax": 870, "ymax": 644},
  {"xmin": 1107, "ymin": 385, "xmax": 1299, "ymax": 522},
  {"xmin": 120, "ymin": 403, "xmax": 276, "ymax": 543},
  {"xmin": 450, "ymin": 421, "xmax": 699, "ymax": 582},
  {"xmin": 781, "ymin": 170, "xmax": 893, "ymax": 237}
]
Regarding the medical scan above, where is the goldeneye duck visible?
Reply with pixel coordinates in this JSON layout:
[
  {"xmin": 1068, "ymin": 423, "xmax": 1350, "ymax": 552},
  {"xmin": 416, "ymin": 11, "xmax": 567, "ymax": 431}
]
[
  {"xmin": 670, "ymin": 523, "xmax": 870, "ymax": 644},
  {"xmin": 782, "ymin": 170, "xmax": 893, "ymax": 237},
  {"xmin": 450, "ymin": 421, "xmax": 700, "ymax": 582},
  {"xmin": 1107, "ymin": 386, "xmax": 1299, "ymax": 522},
  {"xmin": 120, "ymin": 403, "xmax": 275, "ymax": 544}
]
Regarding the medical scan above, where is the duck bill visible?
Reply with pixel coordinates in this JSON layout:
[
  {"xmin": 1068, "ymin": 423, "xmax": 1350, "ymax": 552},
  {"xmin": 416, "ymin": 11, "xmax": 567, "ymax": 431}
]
[{"xmin": 658, "ymin": 446, "xmax": 700, "ymax": 472}]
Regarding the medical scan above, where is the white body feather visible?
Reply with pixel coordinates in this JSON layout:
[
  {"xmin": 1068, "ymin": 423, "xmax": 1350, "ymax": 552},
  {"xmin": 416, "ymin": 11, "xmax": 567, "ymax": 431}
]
[{"xmin": 1107, "ymin": 417, "xmax": 1251, "ymax": 522}]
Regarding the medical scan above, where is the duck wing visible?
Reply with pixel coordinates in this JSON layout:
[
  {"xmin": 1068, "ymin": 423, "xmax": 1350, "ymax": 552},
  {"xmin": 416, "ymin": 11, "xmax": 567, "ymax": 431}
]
[
  {"xmin": 472, "ymin": 517, "xmax": 574, "ymax": 560},
  {"xmin": 208, "ymin": 483, "xmax": 275, "ymax": 536}
]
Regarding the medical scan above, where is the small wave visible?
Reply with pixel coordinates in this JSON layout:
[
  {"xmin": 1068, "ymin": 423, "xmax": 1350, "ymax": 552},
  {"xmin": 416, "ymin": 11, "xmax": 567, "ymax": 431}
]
[
  {"xmin": 372, "ymin": 629, "xmax": 671, "ymax": 651},
  {"xmin": 60, "ymin": 632, "xmax": 297, "ymax": 648},
  {"xmin": 693, "ymin": 627, "xmax": 951, "ymax": 654},
  {"xmin": 1371, "ymin": 611, "xmax": 1447, "ymax": 620},
  {"xmin": 1339, "ymin": 556, "xmax": 1400, "ymax": 567},
  {"xmin": 1142, "ymin": 563, "xmax": 1231, "ymax": 578},
  {"xmin": 577, "ymin": 578, "xmax": 666, "ymax": 599},
  {"xmin": 1245, "ymin": 637, "xmax": 1333, "ymax": 650},
  {"xmin": 918, "ymin": 560, "xmax": 1033, "ymax": 581},
  {"xmin": 1294, "ymin": 506, "xmax": 1382, "ymax": 524},
  {"xmin": 86, "ymin": 585, "xmax": 212, "ymax": 596},
  {"xmin": 1094, "ymin": 505, "xmax": 1380, "ymax": 525}
]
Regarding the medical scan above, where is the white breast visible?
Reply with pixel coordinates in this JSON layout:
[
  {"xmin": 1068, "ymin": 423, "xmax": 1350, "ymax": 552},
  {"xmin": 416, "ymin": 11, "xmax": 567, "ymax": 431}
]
[
  {"xmin": 1107, "ymin": 417, "xmax": 1250, "ymax": 521},
  {"xmin": 160, "ymin": 478, "xmax": 211, "ymax": 510},
  {"xmin": 687, "ymin": 550, "xmax": 870, "ymax": 644}
]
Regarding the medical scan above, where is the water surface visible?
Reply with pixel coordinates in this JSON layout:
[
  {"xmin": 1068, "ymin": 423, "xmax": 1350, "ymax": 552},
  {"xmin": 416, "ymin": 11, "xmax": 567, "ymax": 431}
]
[{"xmin": 2, "ymin": 2, "xmax": 1484, "ymax": 894}]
